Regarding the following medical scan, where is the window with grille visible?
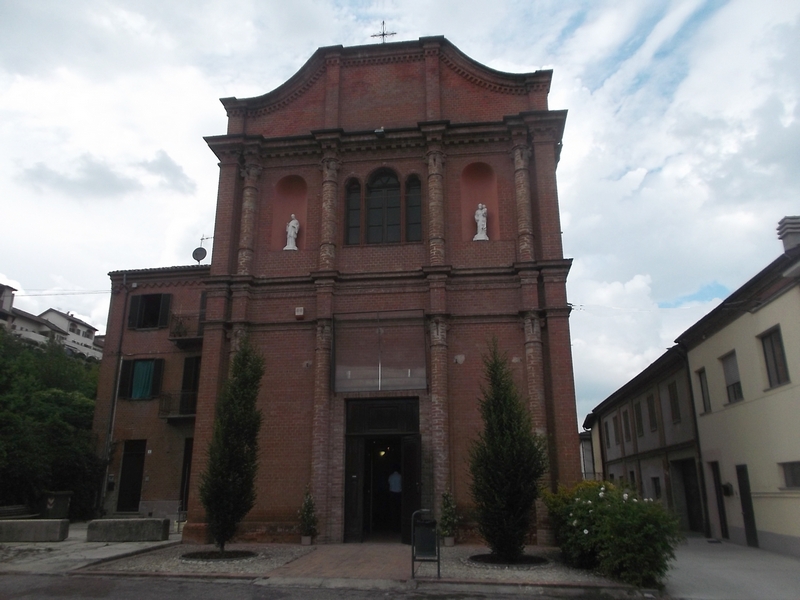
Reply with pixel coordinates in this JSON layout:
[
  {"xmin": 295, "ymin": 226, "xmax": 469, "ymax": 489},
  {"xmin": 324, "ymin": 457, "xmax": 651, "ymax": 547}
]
[{"xmin": 721, "ymin": 352, "xmax": 743, "ymax": 403}]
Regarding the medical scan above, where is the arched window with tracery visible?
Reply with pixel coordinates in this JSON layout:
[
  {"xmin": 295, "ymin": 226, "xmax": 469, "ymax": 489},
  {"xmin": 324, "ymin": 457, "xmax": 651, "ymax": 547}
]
[
  {"xmin": 344, "ymin": 170, "xmax": 423, "ymax": 245},
  {"xmin": 367, "ymin": 170, "xmax": 401, "ymax": 244},
  {"xmin": 345, "ymin": 179, "xmax": 361, "ymax": 246}
]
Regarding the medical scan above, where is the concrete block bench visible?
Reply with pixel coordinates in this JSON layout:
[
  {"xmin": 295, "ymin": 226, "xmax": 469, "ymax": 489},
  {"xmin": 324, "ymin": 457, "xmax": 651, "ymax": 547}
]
[
  {"xmin": 0, "ymin": 519, "xmax": 69, "ymax": 542},
  {"xmin": 87, "ymin": 518, "xmax": 170, "ymax": 542}
]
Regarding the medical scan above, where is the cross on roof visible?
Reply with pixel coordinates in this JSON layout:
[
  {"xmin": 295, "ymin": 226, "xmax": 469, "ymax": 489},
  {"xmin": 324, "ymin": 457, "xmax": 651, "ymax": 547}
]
[{"xmin": 371, "ymin": 21, "xmax": 396, "ymax": 43}]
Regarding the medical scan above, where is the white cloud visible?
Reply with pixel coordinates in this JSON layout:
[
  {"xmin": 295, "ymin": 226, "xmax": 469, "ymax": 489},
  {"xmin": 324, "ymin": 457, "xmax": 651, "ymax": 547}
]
[{"xmin": 0, "ymin": 0, "xmax": 798, "ymax": 426}]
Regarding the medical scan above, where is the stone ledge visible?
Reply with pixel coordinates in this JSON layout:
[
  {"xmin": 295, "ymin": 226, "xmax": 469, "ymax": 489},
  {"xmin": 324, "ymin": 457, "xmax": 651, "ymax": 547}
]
[
  {"xmin": 87, "ymin": 518, "xmax": 170, "ymax": 542},
  {"xmin": 0, "ymin": 519, "xmax": 69, "ymax": 542}
]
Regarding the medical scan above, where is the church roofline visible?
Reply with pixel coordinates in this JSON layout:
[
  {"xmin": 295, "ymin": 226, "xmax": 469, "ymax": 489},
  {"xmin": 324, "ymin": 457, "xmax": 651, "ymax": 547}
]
[{"xmin": 220, "ymin": 36, "xmax": 553, "ymax": 115}]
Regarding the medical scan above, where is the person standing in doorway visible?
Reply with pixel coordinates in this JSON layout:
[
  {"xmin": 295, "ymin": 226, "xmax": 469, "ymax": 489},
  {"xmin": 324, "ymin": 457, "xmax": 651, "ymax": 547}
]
[{"xmin": 388, "ymin": 467, "xmax": 402, "ymax": 532}]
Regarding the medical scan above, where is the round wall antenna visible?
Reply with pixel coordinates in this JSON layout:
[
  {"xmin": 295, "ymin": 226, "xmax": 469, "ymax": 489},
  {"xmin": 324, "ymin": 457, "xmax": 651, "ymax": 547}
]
[{"xmin": 192, "ymin": 247, "xmax": 207, "ymax": 264}]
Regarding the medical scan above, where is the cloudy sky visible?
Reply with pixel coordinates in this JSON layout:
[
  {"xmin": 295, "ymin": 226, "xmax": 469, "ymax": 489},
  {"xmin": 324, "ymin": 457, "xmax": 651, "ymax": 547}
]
[{"xmin": 1, "ymin": 0, "xmax": 797, "ymax": 426}]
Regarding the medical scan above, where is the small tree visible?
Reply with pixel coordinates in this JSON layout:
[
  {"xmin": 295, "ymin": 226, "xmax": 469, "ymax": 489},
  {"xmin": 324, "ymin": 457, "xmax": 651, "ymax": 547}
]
[
  {"xmin": 298, "ymin": 486, "xmax": 318, "ymax": 538},
  {"xmin": 199, "ymin": 338, "xmax": 264, "ymax": 554},
  {"xmin": 469, "ymin": 339, "xmax": 548, "ymax": 562}
]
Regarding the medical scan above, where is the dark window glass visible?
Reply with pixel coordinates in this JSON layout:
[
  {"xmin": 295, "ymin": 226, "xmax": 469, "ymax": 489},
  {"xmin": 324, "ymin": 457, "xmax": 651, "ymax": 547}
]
[
  {"xmin": 762, "ymin": 328, "xmax": 790, "ymax": 388},
  {"xmin": 623, "ymin": 410, "xmax": 631, "ymax": 442},
  {"xmin": 652, "ymin": 476, "xmax": 662, "ymax": 499},
  {"xmin": 405, "ymin": 176, "xmax": 422, "ymax": 242},
  {"xmin": 721, "ymin": 352, "xmax": 743, "ymax": 403},
  {"xmin": 647, "ymin": 394, "xmax": 658, "ymax": 431},
  {"xmin": 366, "ymin": 171, "xmax": 400, "ymax": 244},
  {"xmin": 698, "ymin": 368, "xmax": 711, "ymax": 413},
  {"xmin": 345, "ymin": 180, "xmax": 361, "ymax": 245},
  {"xmin": 634, "ymin": 401, "xmax": 644, "ymax": 437},
  {"xmin": 604, "ymin": 421, "xmax": 610, "ymax": 448},
  {"xmin": 613, "ymin": 415, "xmax": 620, "ymax": 445},
  {"xmin": 128, "ymin": 294, "xmax": 171, "ymax": 329},
  {"xmin": 783, "ymin": 462, "xmax": 800, "ymax": 488},
  {"xmin": 668, "ymin": 381, "xmax": 681, "ymax": 423}
]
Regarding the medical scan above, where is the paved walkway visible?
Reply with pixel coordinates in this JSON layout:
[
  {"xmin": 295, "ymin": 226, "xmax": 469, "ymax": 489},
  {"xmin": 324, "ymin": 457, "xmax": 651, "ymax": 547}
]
[
  {"xmin": 3, "ymin": 524, "xmax": 800, "ymax": 599},
  {"xmin": 664, "ymin": 536, "xmax": 800, "ymax": 600}
]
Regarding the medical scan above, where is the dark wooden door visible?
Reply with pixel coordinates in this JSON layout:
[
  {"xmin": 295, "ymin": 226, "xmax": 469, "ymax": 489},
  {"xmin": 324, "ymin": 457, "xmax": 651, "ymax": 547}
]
[
  {"xmin": 710, "ymin": 461, "xmax": 729, "ymax": 539},
  {"xmin": 400, "ymin": 435, "xmax": 421, "ymax": 544},
  {"xmin": 117, "ymin": 439, "xmax": 146, "ymax": 512},
  {"xmin": 736, "ymin": 464, "xmax": 759, "ymax": 547},
  {"xmin": 179, "ymin": 438, "xmax": 193, "ymax": 513},
  {"xmin": 344, "ymin": 437, "xmax": 365, "ymax": 542}
]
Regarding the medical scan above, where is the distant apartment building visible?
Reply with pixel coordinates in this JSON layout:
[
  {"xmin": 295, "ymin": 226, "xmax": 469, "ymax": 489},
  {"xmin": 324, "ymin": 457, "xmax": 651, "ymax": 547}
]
[{"xmin": 0, "ymin": 280, "xmax": 103, "ymax": 360}]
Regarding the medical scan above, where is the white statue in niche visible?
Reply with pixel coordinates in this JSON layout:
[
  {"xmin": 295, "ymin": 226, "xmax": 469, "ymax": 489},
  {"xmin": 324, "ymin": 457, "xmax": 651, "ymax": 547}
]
[
  {"xmin": 473, "ymin": 203, "xmax": 488, "ymax": 241},
  {"xmin": 284, "ymin": 214, "xmax": 299, "ymax": 250}
]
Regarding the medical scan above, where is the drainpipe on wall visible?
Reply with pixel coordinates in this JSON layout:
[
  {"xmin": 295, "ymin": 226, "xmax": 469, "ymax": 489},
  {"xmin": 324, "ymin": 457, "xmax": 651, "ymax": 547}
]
[
  {"xmin": 100, "ymin": 273, "xmax": 130, "ymax": 512},
  {"xmin": 678, "ymin": 342, "xmax": 712, "ymax": 538}
]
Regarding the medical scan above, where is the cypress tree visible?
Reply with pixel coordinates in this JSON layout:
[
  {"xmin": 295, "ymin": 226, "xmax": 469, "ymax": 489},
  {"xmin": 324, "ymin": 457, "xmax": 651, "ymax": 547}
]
[
  {"xmin": 199, "ymin": 338, "xmax": 264, "ymax": 554},
  {"xmin": 469, "ymin": 339, "xmax": 548, "ymax": 562}
]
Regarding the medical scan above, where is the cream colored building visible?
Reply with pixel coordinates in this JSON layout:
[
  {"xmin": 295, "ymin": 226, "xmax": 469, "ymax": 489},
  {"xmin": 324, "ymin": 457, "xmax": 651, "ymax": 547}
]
[{"xmin": 676, "ymin": 216, "xmax": 800, "ymax": 556}]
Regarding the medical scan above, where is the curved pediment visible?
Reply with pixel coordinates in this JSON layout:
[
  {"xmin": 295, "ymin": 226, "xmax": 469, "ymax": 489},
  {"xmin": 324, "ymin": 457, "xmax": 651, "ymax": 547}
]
[{"xmin": 221, "ymin": 37, "xmax": 554, "ymax": 137}]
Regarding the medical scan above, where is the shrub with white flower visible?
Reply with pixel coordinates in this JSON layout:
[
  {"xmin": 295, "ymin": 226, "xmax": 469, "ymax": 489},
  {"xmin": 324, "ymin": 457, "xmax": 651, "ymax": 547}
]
[{"xmin": 543, "ymin": 480, "xmax": 682, "ymax": 588}]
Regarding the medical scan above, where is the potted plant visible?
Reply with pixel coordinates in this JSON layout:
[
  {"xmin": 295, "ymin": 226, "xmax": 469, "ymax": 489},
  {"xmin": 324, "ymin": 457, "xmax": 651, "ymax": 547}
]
[
  {"xmin": 439, "ymin": 490, "xmax": 459, "ymax": 546},
  {"xmin": 298, "ymin": 486, "xmax": 318, "ymax": 545}
]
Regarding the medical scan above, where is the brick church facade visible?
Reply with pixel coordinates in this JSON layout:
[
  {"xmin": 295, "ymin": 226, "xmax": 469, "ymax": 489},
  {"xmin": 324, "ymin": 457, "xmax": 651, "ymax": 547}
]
[{"xmin": 92, "ymin": 36, "xmax": 580, "ymax": 544}]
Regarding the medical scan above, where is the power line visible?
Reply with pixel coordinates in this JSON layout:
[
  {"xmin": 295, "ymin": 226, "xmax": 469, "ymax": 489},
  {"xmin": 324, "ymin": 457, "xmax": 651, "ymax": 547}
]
[{"xmin": 15, "ymin": 290, "xmax": 109, "ymax": 297}]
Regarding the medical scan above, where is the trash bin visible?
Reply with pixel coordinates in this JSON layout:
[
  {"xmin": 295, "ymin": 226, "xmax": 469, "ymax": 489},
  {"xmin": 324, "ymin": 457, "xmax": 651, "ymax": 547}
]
[
  {"xmin": 411, "ymin": 509, "xmax": 440, "ymax": 578},
  {"xmin": 40, "ymin": 491, "xmax": 73, "ymax": 519}
]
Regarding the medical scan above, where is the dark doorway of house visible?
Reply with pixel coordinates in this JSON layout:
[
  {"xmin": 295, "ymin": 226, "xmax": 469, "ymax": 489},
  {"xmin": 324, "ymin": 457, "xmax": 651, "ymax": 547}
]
[
  {"xmin": 672, "ymin": 458, "xmax": 704, "ymax": 532},
  {"xmin": 364, "ymin": 436, "xmax": 402, "ymax": 541},
  {"xmin": 117, "ymin": 439, "xmax": 146, "ymax": 512},
  {"xmin": 736, "ymin": 464, "xmax": 759, "ymax": 547},
  {"xmin": 344, "ymin": 399, "xmax": 420, "ymax": 544}
]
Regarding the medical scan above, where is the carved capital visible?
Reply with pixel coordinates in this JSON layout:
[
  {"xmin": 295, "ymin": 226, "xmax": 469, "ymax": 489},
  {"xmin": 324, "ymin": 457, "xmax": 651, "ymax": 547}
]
[
  {"xmin": 240, "ymin": 164, "xmax": 263, "ymax": 185},
  {"xmin": 512, "ymin": 145, "xmax": 531, "ymax": 171},
  {"xmin": 320, "ymin": 157, "xmax": 340, "ymax": 182},
  {"xmin": 523, "ymin": 311, "xmax": 542, "ymax": 343},
  {"xmin": 425, "ymin": 149, "xmax": 445, "ymax": 175}
]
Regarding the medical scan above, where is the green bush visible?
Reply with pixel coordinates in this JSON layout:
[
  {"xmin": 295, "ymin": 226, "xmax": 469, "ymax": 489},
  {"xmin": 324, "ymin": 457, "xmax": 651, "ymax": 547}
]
[
  {"xmin": 544, "ymin": 481, "xmax": 682, "ymax": 587},
  {"xmin": 298, "ymin": 486, "xmax": 318, "ymax": 537},
  {"xmin": 438, "ymin": 490, "xmax": 459, "ymax": 538}
]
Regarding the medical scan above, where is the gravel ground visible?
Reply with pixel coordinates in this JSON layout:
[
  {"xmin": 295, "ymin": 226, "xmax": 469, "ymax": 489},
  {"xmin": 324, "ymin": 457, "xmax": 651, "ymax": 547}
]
[
  {"xmin": 86, "ymin": 543, "xmax": 315, "ymax": 576},
  {"xmin": 86, "ymin": 543, "xmax": 614, "ymax": 586}
]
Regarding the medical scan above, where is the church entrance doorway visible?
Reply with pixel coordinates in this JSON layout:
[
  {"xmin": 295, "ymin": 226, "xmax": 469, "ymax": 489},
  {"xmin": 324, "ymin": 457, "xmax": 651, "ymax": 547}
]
[{"xmin": 343, "ymin": 399, "xmax": 420, "ymax": 544}]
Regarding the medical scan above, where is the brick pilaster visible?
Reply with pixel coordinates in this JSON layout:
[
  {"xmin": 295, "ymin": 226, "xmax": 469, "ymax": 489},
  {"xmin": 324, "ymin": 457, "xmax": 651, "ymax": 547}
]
[
  {"xmin": 424, "ymin": 135, "xmax": 446, "ymax": 266},
  {"xmin": 428, "ymin": 315, "xmax": 450, "ymax": 514},
  {"xmin": 237, "ymin": 164, "xmax": 262, "ymax": 275},
  {"xmin": 319, "ymin": 152, "xmax": 340, "ymax": 271}
]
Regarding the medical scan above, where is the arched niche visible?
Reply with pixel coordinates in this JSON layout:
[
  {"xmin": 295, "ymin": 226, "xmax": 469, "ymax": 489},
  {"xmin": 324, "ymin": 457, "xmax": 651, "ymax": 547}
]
[
  {"xmin": 460, "ymin": 162, "xmax": 499, "ymax": 242},
  {"xmin": 271, "ymin": 175, "xmax": 308, "ymax": 251}
]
